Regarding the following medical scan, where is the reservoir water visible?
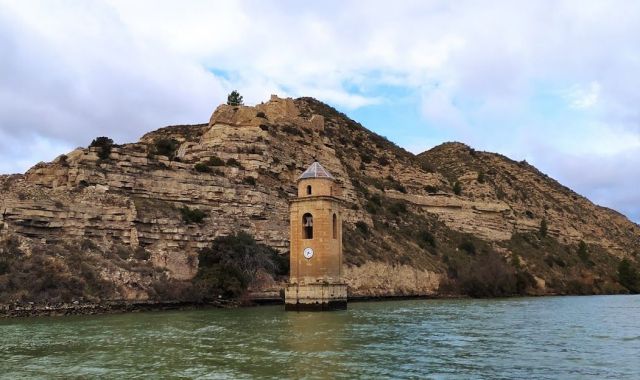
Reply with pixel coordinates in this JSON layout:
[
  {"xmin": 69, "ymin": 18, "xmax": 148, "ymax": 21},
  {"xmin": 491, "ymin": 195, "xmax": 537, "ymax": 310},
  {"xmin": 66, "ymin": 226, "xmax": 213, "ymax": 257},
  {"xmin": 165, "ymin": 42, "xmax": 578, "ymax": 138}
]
[{"xmin": 1, "ymin": 295, "xmax": 639, "ymax": 379}]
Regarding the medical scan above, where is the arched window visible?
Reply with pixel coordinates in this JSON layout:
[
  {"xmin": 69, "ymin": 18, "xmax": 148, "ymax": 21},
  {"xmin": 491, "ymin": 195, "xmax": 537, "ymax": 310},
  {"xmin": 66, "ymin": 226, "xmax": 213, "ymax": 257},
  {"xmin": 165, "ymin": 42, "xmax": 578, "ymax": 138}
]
[
  {"xmin": 303, "ymin": 213, "xmax": 313, "ymax": 239},
  {"xmin": 306, "ymin": 185, "xmax": 312, "ymax": 195},
  {"xmin": 332, "ymin": 213, "xmax": 337, "ymax": 239}
]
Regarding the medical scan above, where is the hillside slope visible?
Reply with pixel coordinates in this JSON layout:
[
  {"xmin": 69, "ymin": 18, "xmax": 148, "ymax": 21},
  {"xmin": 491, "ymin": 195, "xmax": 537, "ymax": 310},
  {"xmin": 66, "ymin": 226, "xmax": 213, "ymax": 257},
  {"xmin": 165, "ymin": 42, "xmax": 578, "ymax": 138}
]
[{"xmin": 0, "ymin": 95, "xmax": 638, "ymax": 306}]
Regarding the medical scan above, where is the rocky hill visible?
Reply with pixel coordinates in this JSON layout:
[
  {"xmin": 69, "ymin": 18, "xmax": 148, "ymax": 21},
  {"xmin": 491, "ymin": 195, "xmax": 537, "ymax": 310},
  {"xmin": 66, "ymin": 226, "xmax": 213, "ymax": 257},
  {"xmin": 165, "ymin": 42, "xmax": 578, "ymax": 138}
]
[{"xmin": 1, "ymin": 95, "xmax": 639, "ymax": 307}]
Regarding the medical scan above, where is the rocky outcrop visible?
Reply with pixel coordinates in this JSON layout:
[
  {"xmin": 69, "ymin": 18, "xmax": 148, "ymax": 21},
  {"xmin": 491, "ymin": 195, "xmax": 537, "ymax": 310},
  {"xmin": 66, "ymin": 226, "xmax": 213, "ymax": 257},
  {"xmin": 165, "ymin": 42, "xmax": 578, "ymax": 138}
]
[
  {"xmin": 1, "ymin": 95, "xmax": 639, "ymax": 304},
  {"xmin": 344, "ymin": 262, "xmax": 442, "ymax": 297},
  {"xmin": 418, "ymin": 143, "xmax": 640, "ymax": 256}
]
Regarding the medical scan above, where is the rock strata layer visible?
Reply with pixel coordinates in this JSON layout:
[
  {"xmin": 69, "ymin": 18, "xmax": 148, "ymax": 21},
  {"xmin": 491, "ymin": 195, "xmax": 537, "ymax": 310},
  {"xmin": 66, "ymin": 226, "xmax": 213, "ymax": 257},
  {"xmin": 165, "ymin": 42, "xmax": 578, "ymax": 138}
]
[{"xmin": 1, "ymin": 95, "xmax": 638, "ymax": 304}]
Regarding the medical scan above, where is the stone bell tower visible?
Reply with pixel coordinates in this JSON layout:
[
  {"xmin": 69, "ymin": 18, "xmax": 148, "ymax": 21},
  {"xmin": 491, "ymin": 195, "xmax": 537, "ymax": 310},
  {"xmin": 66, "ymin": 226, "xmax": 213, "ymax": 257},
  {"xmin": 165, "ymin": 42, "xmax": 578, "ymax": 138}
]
[{"xmin": 285, "ymin": 161, "xmax": 347, "ymax": 311}]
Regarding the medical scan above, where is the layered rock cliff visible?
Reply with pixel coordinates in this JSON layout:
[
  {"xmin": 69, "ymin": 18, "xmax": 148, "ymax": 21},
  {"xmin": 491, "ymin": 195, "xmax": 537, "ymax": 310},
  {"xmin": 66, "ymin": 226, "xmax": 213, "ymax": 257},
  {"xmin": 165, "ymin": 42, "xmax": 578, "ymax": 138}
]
[{"xmin": 0, "ymin": 95, "xmax": 638, "ymax": 304}]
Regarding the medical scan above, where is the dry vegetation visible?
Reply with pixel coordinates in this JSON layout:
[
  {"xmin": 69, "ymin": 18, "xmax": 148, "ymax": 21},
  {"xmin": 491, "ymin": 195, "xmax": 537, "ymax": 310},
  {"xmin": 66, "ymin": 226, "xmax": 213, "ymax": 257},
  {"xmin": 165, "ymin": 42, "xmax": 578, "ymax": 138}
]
[{"xmin": 1, "ymin": 96, "xmax": 638, "ymax": 306}]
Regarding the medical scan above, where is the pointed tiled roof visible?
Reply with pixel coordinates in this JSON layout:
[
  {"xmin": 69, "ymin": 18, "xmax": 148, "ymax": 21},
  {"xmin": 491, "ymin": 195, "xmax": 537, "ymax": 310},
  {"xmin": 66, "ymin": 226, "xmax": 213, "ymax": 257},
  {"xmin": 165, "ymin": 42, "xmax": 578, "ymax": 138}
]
[{"xmin": 298, "ymin": 161, "xmax": 335, "ymax": 180}]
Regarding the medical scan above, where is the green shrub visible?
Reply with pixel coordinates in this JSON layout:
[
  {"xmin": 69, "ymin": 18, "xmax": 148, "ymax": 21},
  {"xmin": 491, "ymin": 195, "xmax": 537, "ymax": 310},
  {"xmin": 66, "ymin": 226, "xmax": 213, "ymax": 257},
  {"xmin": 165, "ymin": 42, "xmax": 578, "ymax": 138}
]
[
  {"xmin": 477, "ymin": 171, "xmax": 486, "ymax": 183},
  {"xmin": 539, "ymin": 218, "xmax": 548, "ymax": 237},
  {"xmin": 194, "ymin": 232, "xmax": 287, "ymax": 299},
  {"xmin": 226, "ymin": 158, "xmax": 243, "ymax": 168},
  {"xmin": 90, "ymin": 136, "xmax": 113, "ymax": 148},
  {"xmin": 207, "ymin": 156, "xmax": 225, "ymax": 166},
  {"xmin": 577, "ymin": 241, "xmax": 590, "ymax": 263},
  {"xmin": 378, "ymin": 156, "xmax": 390, "ymax": 166},
  {"xmin": 0, "ymin": 243, "xmax": 114, "ymax": 304},
  {"xmin": 512, "ymin": 254, "xmax": 521, "ymax": 268},
  {"xmin": 360, "ymin": 153, "xmax": 372, "ymax": 164},
  {"xmin": 154, "ymin": 138, "xmax": 180, "ymax": 158},
  {"xmin": 453, "ymin": 181, "xmax": 462, "ymax": 195},
  {"xmin": 387, "ymin": 201, "xmax": 407, "ymax": 216},
  {"xmin": 515, "ymin": 270, "xmax": 536, "ymax": 293},
  {"xmin": 115, "ymin": 245, "xmax": 130, "ymax": 260},
  {"xmin": 425, "ymin": 185, "xmax": 438, "ymax": 194},
  {"xmin": 133, "ymin": 247, "xmax": 151, "ymax": 261},
  {"xmin": 0, "ymin": 259, "xmax": 9, "ymax": 275},
  {"xmin": 391, "ymin": 181, "xmax": 407, "ymax": 193},
  {"xmin": 372, "ymin": 179, "xmax": 385, "ymax": 190},
  {"xmin": 256, "ymin": 111, "xmax": 266, "ymax": 118},
  {"xmin": 90, "ymin": 136, "xmax": 114, "ymax": 160},
  {"xmin": 459, "ymin": 240, "xmax": 476, "ymax": 255},
  {"xmin": 565, "ymin": 278, "xmax": 594, "ymax": 295},
  {"xmin": 418, "ymin": 230, "xmax": 436, "ymax": 248},
  {"xmin": 192, "ymin": 157, "xmax": 226, "ymax": 174},
  {"xmin": 386, "ymin": 175, "xmax": 407, "ymax": 194},
  {"xmin": 151, "ymin": 277, "xmax": 196, "ymax": 302},
  {"xmin": 365, "ymin": 201, "xmax": 379, "ymax": 214},
  {"xmin": 58, "ymin": 154, "xmax": 69, "ymax": 166},
  {"xmin": 545, "ymin": 254, "xmax": 566, "ymax": 268},
  {"xmin": 421, "ymin": 162, "xmax": 435, "ymax": 173},
  {"xmin": 243, "ymin": 176, "xmax": 257, "ymax": 186},
  {"xmin": 180, "ymin": 206, "xmax": 206, "ymax": 224},
  {"xmin": 281, "ymin": 125, "xmax": 304, "ymax": 137},
  {"xmin": 355, "ymin": 221, "xmax": 370, "ymax": 235},
  {"xmin": 194, "ymin": 163, "xmax": 211, "ymax": 173},
  {"xmin": 618, "ymin": 259, "xmax": 640, "ymax": 293},
  {"xmin": 452, "ymin": 251, "xmax": 534, "ymax": 297}
]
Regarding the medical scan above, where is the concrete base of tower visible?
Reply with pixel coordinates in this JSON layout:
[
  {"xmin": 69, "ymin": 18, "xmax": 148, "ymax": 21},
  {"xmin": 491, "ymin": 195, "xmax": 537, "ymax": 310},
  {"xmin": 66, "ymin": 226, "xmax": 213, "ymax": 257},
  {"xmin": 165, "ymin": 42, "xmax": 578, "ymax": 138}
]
[{"xmin": 284, "ymin": 283, "xmax": 347, "ymax": 311}]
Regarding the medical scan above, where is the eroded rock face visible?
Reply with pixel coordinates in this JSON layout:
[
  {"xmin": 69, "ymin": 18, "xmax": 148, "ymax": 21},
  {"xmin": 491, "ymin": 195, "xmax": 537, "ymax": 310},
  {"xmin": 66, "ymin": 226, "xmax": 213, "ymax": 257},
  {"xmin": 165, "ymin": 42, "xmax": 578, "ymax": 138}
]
[
  {"xmin": 1, "ymin": 95, "xmax": 639, "ymax": 302},
  {"xmin": 418, "ymin": 143, "xmax": 640, "ymax": 257},
  {"xmin": 344, "ymin": 262, "xmax": 442, "ymax": 297}
]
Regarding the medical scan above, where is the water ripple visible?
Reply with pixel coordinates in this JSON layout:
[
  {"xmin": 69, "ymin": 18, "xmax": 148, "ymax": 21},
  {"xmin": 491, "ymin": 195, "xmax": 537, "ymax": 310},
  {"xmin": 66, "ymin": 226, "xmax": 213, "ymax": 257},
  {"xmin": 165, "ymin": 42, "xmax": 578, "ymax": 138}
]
[{"xmin": 0, "ymin": 295, "xmax": 639, "ymax": 379}]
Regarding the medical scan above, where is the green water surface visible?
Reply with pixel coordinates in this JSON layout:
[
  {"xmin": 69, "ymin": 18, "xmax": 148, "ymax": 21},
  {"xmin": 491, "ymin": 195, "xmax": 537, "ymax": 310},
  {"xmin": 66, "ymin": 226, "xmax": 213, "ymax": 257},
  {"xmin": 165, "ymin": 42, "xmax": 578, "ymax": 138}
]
[{"xmin": 1, "ymin": 295, "xmax": 639, "ymax": 379}]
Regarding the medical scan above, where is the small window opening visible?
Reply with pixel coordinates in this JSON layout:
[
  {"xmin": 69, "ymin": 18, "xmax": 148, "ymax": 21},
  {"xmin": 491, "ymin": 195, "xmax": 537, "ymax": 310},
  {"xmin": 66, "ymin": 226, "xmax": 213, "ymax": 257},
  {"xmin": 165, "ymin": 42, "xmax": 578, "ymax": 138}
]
[
  {"xmin": 303, "ymin": 213, "xmax": 313, "ymax": 239},
  {"xmin": 332, "ymin": 213, "xmax": 337, "ymax": 239},
  {"xmin": 307, "ymin": 185, "xmax": 312, "ymax": 195}
]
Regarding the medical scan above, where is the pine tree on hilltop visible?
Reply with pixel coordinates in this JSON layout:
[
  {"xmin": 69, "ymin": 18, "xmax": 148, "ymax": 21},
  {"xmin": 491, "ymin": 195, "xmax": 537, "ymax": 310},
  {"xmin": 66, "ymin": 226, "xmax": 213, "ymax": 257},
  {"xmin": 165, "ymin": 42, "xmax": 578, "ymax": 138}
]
[{"xmin": 227, "ymin": 90, "xmax": 244, "ymax": 106}]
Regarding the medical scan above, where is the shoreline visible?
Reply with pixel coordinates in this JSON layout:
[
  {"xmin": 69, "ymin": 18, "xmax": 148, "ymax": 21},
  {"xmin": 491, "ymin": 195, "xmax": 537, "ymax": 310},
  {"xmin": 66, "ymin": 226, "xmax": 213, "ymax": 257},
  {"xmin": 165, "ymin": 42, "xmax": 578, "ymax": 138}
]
[
  {"xmin": 0, "ymin": 292, "xmax": 567, "ymax": 319},
  {"xmin": 0, "ymin": 295, "xmax": 459, "ymax": 318},
  {"xmin": 0, "ymin": 299, "xmax": 239, "ymax": 319},
  {"xmin": 3, "ymin": 290, "xmax": 633, "ymax": 319}
]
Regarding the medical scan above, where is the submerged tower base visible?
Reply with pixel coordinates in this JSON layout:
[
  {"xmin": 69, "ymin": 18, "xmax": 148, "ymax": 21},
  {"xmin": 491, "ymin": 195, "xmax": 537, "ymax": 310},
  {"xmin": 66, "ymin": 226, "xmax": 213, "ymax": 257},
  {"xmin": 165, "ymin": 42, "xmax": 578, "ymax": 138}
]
[{"xmin": 285, "ymin": 283, "xmax": 347, "ymax": 311}]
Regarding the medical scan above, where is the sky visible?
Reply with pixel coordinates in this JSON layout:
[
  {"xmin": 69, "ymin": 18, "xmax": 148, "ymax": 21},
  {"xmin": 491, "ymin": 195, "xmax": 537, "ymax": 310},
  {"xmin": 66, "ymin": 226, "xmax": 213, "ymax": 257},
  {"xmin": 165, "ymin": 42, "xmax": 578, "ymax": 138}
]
[{"xmin": 1, "ymin": 0, "xmax": 639, "ymax": 223}]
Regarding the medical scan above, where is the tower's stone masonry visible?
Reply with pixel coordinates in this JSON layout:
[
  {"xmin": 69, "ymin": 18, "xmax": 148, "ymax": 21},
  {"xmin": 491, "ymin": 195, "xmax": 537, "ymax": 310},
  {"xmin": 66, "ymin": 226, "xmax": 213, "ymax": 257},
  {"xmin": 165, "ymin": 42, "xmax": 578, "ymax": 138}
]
[{"xmin": 285, "ymin": 162, "xmax": 347, "ymax": 311}]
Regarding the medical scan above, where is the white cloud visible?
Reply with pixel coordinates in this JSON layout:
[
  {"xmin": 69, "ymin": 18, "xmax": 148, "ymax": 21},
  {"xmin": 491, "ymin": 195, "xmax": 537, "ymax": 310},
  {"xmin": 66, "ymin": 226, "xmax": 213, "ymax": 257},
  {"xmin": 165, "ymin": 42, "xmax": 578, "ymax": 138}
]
[
  {"xmin": 0, "ymin": 130, "xmax": 73, "ymax": 174},
  {"xmin": 566, "ymin": 82, "xmax": 601, "ymax": 109},
  {"xmin": 0, "ymin": 0, "xmax": 639, "ymax": 221},
  {"xmin": 0, "ymin": 0, "xmax": 227, "ymax": 146},
  {"xmin": 534, "ymin": 145, "xmax": 640, "ymax": 222},
  {"xmin": 420, "ymin": 84, "xmax": 467, "ymax": 130}
]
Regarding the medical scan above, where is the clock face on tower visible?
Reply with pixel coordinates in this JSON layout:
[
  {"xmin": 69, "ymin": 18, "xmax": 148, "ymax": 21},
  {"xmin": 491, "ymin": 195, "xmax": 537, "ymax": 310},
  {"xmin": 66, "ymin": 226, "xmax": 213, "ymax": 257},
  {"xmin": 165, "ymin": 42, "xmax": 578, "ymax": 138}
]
[{"xmin": 303, "ymin": 247, "xmax": 314, "ymax": 259}]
